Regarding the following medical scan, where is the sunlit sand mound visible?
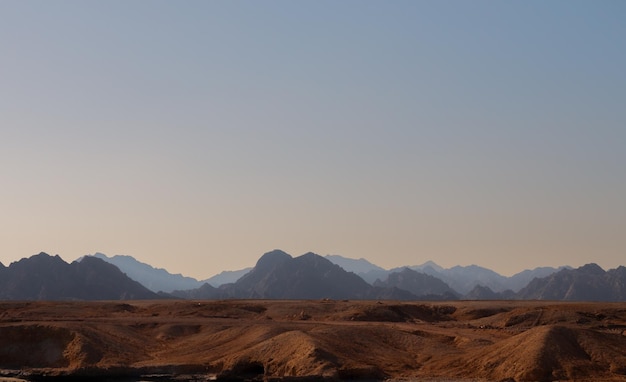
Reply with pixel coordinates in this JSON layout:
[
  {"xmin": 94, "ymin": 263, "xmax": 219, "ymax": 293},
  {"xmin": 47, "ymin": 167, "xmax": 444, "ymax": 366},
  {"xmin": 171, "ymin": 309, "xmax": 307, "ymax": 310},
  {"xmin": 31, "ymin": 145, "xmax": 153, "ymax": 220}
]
[{"xmin": 454, "ymin": 325, "xmax": 625, "ymax": 381}]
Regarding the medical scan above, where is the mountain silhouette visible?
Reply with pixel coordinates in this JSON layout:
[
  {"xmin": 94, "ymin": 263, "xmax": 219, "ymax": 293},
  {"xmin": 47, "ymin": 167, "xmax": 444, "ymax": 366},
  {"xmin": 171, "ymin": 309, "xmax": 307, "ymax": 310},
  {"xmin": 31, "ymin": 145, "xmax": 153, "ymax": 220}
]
[{"xmin": 0, "ymin": 253, "xmax": 159, "ymax": 300}]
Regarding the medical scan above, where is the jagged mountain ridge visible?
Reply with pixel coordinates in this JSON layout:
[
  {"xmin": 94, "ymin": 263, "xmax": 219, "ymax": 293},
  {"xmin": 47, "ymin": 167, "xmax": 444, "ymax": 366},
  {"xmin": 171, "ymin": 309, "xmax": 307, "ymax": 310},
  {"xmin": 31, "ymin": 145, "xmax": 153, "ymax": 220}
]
[{"xmin": 0, "ymin": 253, "xmax": 159, "ymax": 300}]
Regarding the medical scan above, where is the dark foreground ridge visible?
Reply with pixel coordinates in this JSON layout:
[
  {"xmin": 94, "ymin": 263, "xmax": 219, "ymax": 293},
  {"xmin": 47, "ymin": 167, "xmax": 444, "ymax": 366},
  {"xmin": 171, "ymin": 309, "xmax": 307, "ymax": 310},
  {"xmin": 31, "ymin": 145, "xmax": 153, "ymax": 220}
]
[{"xmin": 1, "ymin": 300, "xmax": 626, "ymax": 382}]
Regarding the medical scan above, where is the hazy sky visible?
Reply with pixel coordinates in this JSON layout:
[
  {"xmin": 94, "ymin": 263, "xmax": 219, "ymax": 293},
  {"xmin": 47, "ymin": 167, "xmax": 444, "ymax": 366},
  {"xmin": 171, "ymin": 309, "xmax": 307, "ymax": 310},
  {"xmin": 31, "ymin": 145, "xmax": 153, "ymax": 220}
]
[{"xmin": 1, "ymin": 1, "xmax": 625, "ymax": 278}]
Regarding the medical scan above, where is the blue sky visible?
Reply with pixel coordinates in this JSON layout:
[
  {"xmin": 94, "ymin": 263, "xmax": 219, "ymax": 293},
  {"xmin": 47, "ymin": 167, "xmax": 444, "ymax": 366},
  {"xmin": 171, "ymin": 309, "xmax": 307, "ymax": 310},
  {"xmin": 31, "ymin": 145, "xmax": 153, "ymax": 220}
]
[{"xmin": 1, "ymin": 1, "xmax": 625, "ymax": 278}]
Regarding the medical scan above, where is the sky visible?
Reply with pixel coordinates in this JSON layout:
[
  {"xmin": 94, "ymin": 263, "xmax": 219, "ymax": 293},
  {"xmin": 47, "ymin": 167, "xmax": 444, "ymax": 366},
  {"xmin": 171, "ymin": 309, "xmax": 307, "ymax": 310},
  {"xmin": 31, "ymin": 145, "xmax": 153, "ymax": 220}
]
[{"xmin": 1, "ymin": 1, "xmax": 625, "ymax": 279}]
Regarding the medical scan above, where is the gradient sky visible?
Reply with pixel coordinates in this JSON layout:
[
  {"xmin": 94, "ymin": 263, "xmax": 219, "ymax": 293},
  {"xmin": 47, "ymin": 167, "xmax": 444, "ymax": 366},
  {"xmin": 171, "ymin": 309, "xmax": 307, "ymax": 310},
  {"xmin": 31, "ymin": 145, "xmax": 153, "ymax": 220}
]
[{"xmin": 1, "ymin": 1, "xmax": 625, "ymax": 279}]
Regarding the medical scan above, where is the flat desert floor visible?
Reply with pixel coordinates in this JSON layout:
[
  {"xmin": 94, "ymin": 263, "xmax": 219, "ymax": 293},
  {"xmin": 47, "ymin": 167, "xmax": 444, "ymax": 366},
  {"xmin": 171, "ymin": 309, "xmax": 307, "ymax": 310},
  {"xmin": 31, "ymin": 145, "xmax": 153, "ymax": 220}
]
[{"xmin": 1, "ymin": 300, "xmax": 626, "ymax": 381}]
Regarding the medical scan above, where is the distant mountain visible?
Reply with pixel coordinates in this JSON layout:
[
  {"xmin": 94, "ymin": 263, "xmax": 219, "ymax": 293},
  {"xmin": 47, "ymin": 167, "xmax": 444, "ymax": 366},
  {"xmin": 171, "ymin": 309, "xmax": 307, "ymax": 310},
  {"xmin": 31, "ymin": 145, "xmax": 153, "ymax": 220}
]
[
  {"xmin": 506, "ymin": 266, "xmax": 571, "ymax": 292},
  {"xmin": 427, "ymin": 265, "xmax": 508, "ymax": 294},
  {"xmin": 202, "ymin": 268, "xmax": 252, "ymax": 287},
  {"xmin": 463, "ymin": 285, "xmax": 515, "ymax": 300},
  {"xmin": 358, "ymin": 269, "xmax": 393, "ymax": 284},
  {"xmin": 172, "ymin": 250, "xmax": 417, "ymax": 300},
  {"xmin": 324, "ymin": 255, "xmax": 385, "ymax": 274},
  {"xmin": 0, "ymin": 253, "xmax": 159, "ymax": 300},
  {"xmin": 328, "ymin": 257, "xmax": 566, "ymax": 294},
  {"xmin": 516, "ymin": 263, "xmax": 626, "ymax": 301},
  {"xmin": 171, "ymin": 282, "xmax": 218, "ymax": 299},
  {"xmin": 356, "ymin": 261, "xmax": 564, "ymax": 293},
  {"xmin": 464, "ymin": 285, "xmax": 501, "ymax": 300},
  {"xmin": 394, "ymin": 263, "xmax": 564, "ymax": 294},
  {"xmin": 91, "ymin": 253, "xmax": 203, "ymax": 293},
  {"xmin": 374, "ymin": 268, "xmax": 458, "ymax": 300}
]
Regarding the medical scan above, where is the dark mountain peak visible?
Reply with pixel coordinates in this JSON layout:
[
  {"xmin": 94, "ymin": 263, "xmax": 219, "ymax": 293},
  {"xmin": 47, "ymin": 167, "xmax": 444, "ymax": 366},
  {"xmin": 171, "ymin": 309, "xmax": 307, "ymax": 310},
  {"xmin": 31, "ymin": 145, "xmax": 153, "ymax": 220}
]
[
  {"xmin": 31, "ymin": 252, "xmax": 63, "ymax": 261},
  {"xmin": 577, "ymin": 263, "xmax": 605, "ymax": 275},
  {"xmin": 295, "ymin": 252, "xmax": 335, "ymax": 268},
  {"xmin": 254, "ymin": 249, "xmax": 292, "ymax": 270},
  {"xmin": 76, "ymin": 255, "xmax": 117, "ymax": 268},
  {"xmin": 608, "ymin": 266, "xmax": 626, "ymax": 276},
  {"xmin": 14, "ymin": 252, "xmax": 70, "ymax": 273}
]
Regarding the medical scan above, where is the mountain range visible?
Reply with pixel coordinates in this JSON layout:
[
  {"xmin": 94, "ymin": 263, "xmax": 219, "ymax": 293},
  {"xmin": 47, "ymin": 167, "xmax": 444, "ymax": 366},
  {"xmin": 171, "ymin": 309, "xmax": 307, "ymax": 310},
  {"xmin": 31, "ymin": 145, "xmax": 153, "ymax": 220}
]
[{"xmin": 0, "ymin": 250, "xmax": 624, "ymax": 301}]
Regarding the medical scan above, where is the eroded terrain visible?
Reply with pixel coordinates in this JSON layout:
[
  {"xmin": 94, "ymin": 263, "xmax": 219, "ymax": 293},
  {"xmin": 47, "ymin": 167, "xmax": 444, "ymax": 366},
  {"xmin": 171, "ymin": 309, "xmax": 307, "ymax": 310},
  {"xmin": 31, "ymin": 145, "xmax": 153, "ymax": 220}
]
[{"xmin": 1, "ymin": 300, "xmax": 626, "ymax": 381}]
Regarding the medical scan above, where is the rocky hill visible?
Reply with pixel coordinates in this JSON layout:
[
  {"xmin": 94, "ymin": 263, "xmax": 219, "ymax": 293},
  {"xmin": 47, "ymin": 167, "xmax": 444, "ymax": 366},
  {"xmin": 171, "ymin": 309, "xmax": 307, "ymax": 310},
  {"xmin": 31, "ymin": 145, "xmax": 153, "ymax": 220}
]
[{"xmin": 0, "ymin": 253, "xmax": 159, "ymax": 300}]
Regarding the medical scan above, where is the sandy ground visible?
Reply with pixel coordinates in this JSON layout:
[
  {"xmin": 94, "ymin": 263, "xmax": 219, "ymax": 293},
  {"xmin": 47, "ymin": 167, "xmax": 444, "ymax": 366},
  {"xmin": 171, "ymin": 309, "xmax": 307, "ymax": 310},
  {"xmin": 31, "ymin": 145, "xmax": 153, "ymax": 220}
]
[{"xmin": 1, "ymin": 300, "xmax": 626, "ymax": 381}]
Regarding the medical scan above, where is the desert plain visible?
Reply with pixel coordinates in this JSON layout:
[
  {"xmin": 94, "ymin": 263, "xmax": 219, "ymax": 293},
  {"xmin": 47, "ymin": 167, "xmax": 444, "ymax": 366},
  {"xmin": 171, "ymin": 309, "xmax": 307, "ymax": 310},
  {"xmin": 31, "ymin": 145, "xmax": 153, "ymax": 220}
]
[{"xmin": 1, "ymin": 299, "xmax": 626, "ymax": 382}]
